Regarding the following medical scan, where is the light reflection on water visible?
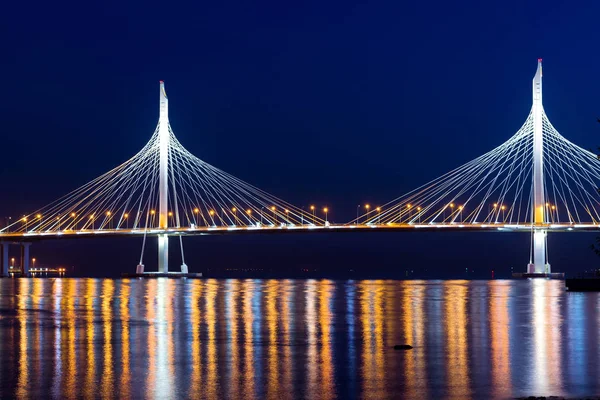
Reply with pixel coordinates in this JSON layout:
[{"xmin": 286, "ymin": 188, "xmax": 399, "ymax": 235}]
[{"xmin": 0, "ymin": 278, "xmax": 599, "ymax": 399}]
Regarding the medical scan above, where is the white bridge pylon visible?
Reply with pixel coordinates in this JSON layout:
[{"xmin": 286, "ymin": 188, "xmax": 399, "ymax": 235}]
[{"xmin": 358, "ymin": 59, "xmax": 600, "ymax": 274}]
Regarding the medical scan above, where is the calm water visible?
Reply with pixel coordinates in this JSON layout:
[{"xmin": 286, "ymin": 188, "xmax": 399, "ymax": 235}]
[{"xmin": 0, "ymin": 278, "xmax": 598, "ymax": 399}]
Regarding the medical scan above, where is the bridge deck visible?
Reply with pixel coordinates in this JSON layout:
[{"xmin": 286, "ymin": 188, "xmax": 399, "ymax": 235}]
[{"xmin": 0, "ymin": 223, "xmax": 598, "ymax": 242}]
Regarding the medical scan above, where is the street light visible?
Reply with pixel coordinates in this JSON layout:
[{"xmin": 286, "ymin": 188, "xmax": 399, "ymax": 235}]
[
  {"xmin": 501, "ymin": 205, "xmax": 506, "ymax": 221},
  {"xmin": 22, "ymin": 217, "xmax": 28, "ymax": 232},
  {"xmin": 285, "ymin": 209, "xmax": 289, "ymax": 224},
  {"xmin": 194, "ymin": 208, "xmax": 199, "ymax": 226},
  {"xmin": 271, "ymin": 206, "xmax": 276, "ymax": 225},
  {"xmin": 365, "ymin": 204, "xmax": 370, "ymax": 223},
  {"xmin": 356, "ymin": 205, "xmax": 360, "ymax": 225},
  {"xmin": 417, "ymin": 206, "xmax": 422, "ymax": 223},
  {"xmin": 89, "ymin": 214, "xmax": 94, "ymax": 230},
  {"xmin": 70, "ymin": 212, "xmax": 76, "ymax": 230},
  {"xmin": 124, "ymin": 213, "xmax": 129, "ymax": 229},
  {"xmin": 32, "ymin": 258, "xmax": 36, "ymax": 269},
  {"xmin": 376, "ymin": 207, "xmax": 381, "ymax": 224},
  {"xmin": 323, "ymin": 207, "xmax": 328, "ymax": 224},
  {"xmin": 310, "ymin": 205, "xmax": 315, "ymax": 221}
]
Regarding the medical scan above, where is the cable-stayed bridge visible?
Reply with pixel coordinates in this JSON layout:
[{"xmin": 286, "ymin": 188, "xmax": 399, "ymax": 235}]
[{"xmin": 1, "ymin": 59, "xmax": 599, "ymax": 277}]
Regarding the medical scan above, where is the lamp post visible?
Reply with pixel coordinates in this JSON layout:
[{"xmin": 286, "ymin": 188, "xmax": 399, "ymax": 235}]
[
  {"xmin": 123, "ymin": 213, "xmax": 129, "ymax": 229},
  {"xmin": 271, "ymin": 206, "xmax": 276, "ymax": 225},
  {"xmin": 376, "ymin": 207, "xmax": 381, "ymax": 224},
  {"xmin": 310, "ymin": 205, "xmax": 315, "ymax": 222},
  {"xmin": 323, "ymin": 207, "xmax": 328, "ymax": 225},
  {"xmin": 22, "ymin": 217, "xmax": 28, "ymax": 232},
  {"xmin": 70, "ymin": 213, "xmax": 76, "ymax": 230},
  {"xmin": 356, "ymin": 205, "xmax": 360, "ymax": 225},
  {"xmin": 365, "ymin": 204, "xmax": 370, "ymax": 223},
  {"xmin": 417, "ymin": 206, "xmax": 422, "ymax": 223},
  {"xmin": 194, "ymin": 208, "xmax": 199, "ymax": 227}
]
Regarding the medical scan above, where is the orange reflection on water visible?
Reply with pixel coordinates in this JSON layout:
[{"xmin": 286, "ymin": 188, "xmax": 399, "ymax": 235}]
[
  {"xmin": 359, "ymin": 280, "xmax": 385, "ymax": 397},
  {"xmin": 120, "ymin": 280, "xmax": 131, "ymax": 399},
  {"xmin": 305, "ymin": 280, "xmax": 318, "ymax": 398},
  {"xmin": 444, "ymin": 281, "xmax": 471, "ymax": 400},
  {"xmin": 489, "ymin": 281, "xmax": 512, "ymax": 398},
  {"xmin": 101, "ymin": 280, "xmax": 115, "ymax": 398},
  {"xmin": 319, "ymin": 280, "xmax": 335, "ymax": 400},
  {"xmin": 16, "ymin": 279, "xmax": 30, "ymax": 399},
  {"xmin": 50, "ymin": 279, "xmax": 64, "ymax": 398},
  {"xmin": 145, "ymin": 279, "xmax": 157, "ymax": 399},
  {"xmin": 64, "ymin": 279, "xmax": 78, "ymax": 398},
  {"xmin": 403, "ymin": 282, "xmax": 428, "ymax": 399},
  {"xmin": 266, "ymin": 280, "xmax": 280, "ymax": 399},
  {"xmin": 206, "ymin": 279, "xmax": 219, "ymax": 399},
  {"xmin": 84, "ymin": 279, "xmax": 97, "ymax": 398},
  {"xmin": 31, "ymin": 279, "xmax": 44, "ymax": 392},
  {"xmin": 188, "ymin": 280, "xmax": 203, "ymax": 397},
  {"xmin": 227, "ymin": 280, "xmax": 241, "ymax": 399},
  {"xmin": 280, "ymin": 280, "xmax": 293, "ymax": 396},
  {"xmin": 241, "ymin": 279, "xmax": 256, "ymax": 398}
]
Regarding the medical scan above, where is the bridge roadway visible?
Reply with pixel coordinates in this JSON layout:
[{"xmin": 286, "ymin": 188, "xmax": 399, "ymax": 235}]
[{"xmin": 0, "ymin": 222, "xmax": 598, "ymax": 242}]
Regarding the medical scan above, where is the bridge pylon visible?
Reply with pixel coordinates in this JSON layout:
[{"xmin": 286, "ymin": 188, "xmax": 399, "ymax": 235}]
[
  {"xmin": 158, "ymin": 81, "xmax": 170, "ymax": 273},
  {"xmin": 526, "ymin": 59, "xmax": 551, "ymax": 275}
]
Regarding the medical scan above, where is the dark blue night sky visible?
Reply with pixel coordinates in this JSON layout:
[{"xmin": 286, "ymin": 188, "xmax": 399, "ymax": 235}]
[{"xmin": 2, "ymin": 0, "xmax": 600, "ymax": 277}]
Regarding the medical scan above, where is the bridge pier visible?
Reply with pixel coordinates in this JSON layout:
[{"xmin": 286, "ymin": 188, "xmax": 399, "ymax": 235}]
[
  {"xmin": 21, "ymin": 243, "xmax": 31, "ymax": 276},
  {"xmin": 527, "ymin": 229, "xmax": 550, "ymax": 274},
  {"xmin": 158, "ymin": 234, "xmax": 168, "ymax": 273},
  {"xmin": 1, "ymin": 242, "xmax": 8, "ymax": 277}
]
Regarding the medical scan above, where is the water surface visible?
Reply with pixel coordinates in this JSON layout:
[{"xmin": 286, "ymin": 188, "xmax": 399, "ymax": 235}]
[{"xmin": 0, "ymin": 278, "xmax": 597, "ymax": 399}]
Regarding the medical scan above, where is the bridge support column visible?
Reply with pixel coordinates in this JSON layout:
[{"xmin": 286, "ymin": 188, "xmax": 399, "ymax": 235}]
[
  {"xmin": 527, "ymin": 229, "xmax": 550, "ymax": 274},
  {"xmin": 21, "ymin": 243, "xmax": 31, "ymax": 276},
  {"xmin": 1, "ymin": 242, "xmax": 8, "ymax": 277},
  {"xmin": 158, "ymin": 234, "xmax": 168, "ymax": 273}
]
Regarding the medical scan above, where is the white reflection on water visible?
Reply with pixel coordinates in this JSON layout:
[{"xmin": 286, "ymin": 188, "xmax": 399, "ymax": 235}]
[{"xmin": 2, "ymin": 278, "xmax": 600, "ymax": 399}]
